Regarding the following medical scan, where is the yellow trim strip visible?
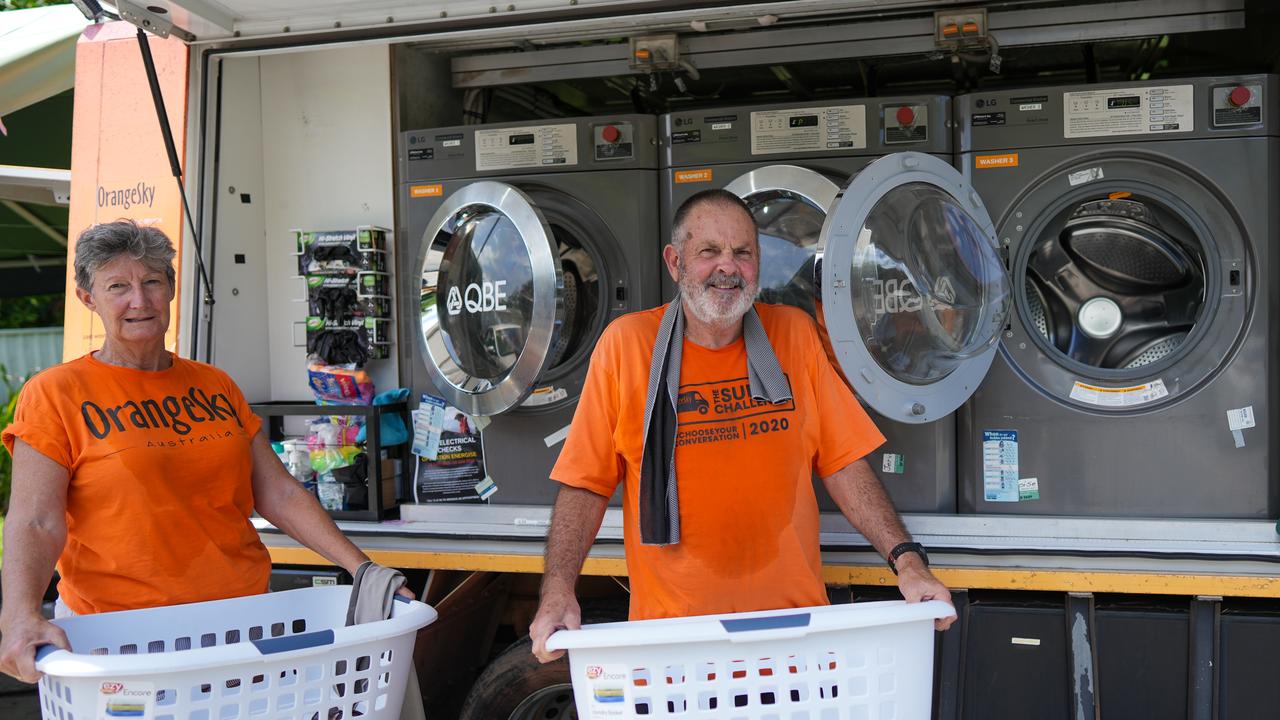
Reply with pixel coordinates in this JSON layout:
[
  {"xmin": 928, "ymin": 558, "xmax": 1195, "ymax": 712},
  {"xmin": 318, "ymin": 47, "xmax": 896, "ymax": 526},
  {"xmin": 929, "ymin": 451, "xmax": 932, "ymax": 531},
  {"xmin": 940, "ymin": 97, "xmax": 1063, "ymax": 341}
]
[{"xmin": 268, "ymin": 548, "xmax": 1280, "ymax": 598}]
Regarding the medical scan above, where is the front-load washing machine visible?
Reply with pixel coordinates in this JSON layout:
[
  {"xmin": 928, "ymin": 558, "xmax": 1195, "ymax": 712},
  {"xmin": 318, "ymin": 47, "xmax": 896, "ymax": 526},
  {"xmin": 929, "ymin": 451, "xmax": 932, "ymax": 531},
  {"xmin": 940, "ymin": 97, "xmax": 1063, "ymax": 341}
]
[
  {"xmin": 956, "ymin": 75, "xmax": 1279, "ymax": 517},
  {"xmin": 397, "ymin": 115, "xmax": 660, "ymax": 505},
  {"xmin": 659, "ymin": 97, "xmax": 971, "ymax": 512}
]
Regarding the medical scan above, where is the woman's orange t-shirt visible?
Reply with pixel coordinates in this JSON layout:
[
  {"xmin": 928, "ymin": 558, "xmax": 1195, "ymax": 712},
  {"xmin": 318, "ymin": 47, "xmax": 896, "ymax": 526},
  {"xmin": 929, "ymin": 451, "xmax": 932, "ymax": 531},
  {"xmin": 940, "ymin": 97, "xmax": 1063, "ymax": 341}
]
[
  {"xmin": 551, "ymin": 303, "xmax": 885, "ymax": 620},
  {"xmin": 2, "ymin": 353, "xmax": 270, "ymax": 614}
]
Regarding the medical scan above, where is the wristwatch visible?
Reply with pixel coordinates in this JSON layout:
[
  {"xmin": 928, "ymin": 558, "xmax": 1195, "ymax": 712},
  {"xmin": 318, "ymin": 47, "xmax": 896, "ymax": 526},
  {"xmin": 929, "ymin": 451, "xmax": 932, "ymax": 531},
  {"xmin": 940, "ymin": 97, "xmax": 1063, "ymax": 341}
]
[{"xmin": 887, "ymin": 542, "xmax": 929, "ymax": 575}]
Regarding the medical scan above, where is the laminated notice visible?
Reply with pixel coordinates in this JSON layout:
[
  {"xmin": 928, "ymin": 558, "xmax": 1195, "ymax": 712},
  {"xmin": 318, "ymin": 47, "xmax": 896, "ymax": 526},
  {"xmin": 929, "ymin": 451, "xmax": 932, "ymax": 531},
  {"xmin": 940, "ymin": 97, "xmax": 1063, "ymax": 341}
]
[
  {"xmin": 96, "ymin": 680, "xmax": 155, "ymax": 720},
  {"xmin": 1069, "ymin": 379, "xmax": 1169, "ymax": 407},
  {"xmin": 1068, "ymin": 167, "xmax": 1104, "ymax": 186},
  {"xmin": 583, "ymin": 664, "xmax": 629, "ymax": 718},
  {"xmin": 1019, "ymin": 477, "xmax": 1040, "ymax": 501},
  {"xmin": 983, "ymin": 430, "xmax": 1019, "ymax": 503},
  {"xmin": 882, "ymin": 453, "xmax": 905, "ymax": 474},
  {"xmin": 1064, "ymin": 85, "xmax": 1194, "ymax": 138},
  {"xmin": 1227, "ymin": 406, "xmax": 1256, "ymax": 449},
  {"xmin": 750, "ymin": 104, "xmax": 866, "ymax": 155},
  {"xmin": 412, "ymin": 394, "xmax": 447, "ymax": 459}
]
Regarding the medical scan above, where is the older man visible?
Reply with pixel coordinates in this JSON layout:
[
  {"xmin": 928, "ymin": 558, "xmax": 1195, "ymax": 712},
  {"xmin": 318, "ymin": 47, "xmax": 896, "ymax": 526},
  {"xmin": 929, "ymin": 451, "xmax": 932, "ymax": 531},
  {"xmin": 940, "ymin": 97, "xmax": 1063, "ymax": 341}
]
[{"xmin": 530, "ymin": 189, "xmax": 954, "ymax": 662}]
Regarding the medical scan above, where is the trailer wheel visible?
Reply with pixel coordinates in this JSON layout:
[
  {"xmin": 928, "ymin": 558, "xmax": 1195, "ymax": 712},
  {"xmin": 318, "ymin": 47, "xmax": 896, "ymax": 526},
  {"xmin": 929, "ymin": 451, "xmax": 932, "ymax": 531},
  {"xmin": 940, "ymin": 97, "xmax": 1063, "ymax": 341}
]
[{"xmin": 457, "ymin": 636, "xmax": 577, "ymax": 720}]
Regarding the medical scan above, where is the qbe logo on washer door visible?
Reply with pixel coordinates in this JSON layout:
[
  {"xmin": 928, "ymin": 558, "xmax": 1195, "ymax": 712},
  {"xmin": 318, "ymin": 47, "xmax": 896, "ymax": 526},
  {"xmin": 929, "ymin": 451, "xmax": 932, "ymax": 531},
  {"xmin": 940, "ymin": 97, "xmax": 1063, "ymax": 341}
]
[{"xmin": 446, "ymin": 281, "xmax": 508, "ymax": 315}]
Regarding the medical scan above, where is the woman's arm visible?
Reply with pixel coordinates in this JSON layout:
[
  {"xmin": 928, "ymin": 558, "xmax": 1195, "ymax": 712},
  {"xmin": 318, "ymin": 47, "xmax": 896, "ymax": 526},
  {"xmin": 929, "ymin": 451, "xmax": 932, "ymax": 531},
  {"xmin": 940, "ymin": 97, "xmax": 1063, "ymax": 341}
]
[
  {"xmin": 0, "ymin": 440, "xmax": 71, "ymax": 682},
  {"xmin": 248, "ymin": 430, "xmax": 373, "ymax": 575}
]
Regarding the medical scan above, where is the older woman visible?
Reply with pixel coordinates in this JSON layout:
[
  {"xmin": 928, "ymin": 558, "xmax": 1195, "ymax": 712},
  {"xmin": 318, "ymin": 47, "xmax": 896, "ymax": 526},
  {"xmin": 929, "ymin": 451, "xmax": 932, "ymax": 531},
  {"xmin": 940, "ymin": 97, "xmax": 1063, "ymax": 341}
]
[{"xmin": 0, "ymin": 220, "xmax": 397, "ymax": 683}]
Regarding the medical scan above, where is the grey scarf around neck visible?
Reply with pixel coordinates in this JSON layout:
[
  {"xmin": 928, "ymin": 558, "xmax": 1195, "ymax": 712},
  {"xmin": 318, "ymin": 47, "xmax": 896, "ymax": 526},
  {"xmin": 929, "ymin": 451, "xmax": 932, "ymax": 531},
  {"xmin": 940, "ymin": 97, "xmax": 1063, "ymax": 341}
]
[{"xmin": 638, "ymin": 300, "xmax": 792, "ymax": 546}]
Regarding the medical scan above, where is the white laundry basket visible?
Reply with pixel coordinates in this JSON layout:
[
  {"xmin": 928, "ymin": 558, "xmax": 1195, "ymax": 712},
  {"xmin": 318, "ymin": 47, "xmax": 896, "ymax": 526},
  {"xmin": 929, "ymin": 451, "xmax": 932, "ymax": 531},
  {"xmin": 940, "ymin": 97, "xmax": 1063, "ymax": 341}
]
[
  {"xmin": 545, "ymin": 599, "xmax": 953, "ymax": 720},
  {"xmin": 34, "ymin": 586, "xmax": 437, "ymax": 720}
]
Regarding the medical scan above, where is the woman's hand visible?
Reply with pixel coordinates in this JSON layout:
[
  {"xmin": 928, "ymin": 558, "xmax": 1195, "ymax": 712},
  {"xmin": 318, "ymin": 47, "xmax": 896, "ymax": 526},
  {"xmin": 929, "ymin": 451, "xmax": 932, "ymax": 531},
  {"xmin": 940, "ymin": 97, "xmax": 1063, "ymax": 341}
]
[{"xmin": 0, "ymin": 611, "xmax": 69, "ymax": 683}]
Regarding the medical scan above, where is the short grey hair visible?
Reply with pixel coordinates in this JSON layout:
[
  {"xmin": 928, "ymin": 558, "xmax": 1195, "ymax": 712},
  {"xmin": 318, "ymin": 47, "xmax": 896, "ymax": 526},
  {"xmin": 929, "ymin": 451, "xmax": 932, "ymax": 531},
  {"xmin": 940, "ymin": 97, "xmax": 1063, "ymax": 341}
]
[
  {"xmin": 74, "ymin": 220, "xmax": 176, "ymax": 292},
  {"xmin": 670, "ymin": 188, "xmax": 756, "ymax": 251}
]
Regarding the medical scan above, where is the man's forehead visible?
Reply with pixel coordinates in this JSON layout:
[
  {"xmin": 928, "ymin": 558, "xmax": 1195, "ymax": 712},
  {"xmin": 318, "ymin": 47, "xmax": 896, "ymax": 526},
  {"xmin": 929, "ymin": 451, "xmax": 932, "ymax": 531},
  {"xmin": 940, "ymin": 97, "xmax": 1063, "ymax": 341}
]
[{"xmin": 684, "ymin": 204, "xmax": 757, "ymax": 243}]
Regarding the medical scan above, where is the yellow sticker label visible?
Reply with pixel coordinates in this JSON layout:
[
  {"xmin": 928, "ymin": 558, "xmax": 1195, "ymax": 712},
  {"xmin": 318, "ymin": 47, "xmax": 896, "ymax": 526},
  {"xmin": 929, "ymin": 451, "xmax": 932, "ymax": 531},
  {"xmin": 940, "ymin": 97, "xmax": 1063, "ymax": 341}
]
[
  {"xmin": 410, "ymin": 184, "xmax": 443, "ymax": 197},
  {"xmin": 674, "ymin": 169, "xmax": 713, "ymax": 184},
  {"xmin": 975, "ymin": 153, "xmax": 1020, "ymax": 169}
]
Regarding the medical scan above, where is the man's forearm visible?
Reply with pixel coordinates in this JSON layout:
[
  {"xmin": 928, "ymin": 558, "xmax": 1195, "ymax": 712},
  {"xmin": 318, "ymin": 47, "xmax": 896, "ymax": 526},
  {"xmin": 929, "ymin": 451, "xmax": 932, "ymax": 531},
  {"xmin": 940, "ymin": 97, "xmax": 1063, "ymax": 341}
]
[
  {"xmin": 541, "ymin": 485, "xmax": 609, "ymax": 598},
  {"xmin": 0, "ymin": 520, "xmax": 64, "ymax": 619},
  {"xmin": 820, "ymin": 458, "xmax": 912, "ymax": 558}
]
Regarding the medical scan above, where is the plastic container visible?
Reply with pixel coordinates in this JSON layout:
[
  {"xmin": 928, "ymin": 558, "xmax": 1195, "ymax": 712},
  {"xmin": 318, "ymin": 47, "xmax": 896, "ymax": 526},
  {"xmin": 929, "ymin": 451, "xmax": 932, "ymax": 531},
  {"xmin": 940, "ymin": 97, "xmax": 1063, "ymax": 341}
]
[
  {"xmin": 35, "ymin": 586, "xmax": 437, "ymax": 720},
  {"xmin": 545, "ymin": 599, "xmax": 953, "ymax": 720}
]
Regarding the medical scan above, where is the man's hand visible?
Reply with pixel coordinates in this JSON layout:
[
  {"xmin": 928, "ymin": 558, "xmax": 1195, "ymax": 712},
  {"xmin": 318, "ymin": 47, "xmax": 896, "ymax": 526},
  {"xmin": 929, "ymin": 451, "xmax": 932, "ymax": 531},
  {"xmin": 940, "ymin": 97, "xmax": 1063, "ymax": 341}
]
[
  {"xmin": 893, "ymin": 554, "xmax": 956, "ymax": 631},
  {"xmin": 0, "ymin": 611, "xmax": 69, "ymax": 683},
  {"xmin": 530, "ymin": 588, "xmax": 581, "ymax": 664}
]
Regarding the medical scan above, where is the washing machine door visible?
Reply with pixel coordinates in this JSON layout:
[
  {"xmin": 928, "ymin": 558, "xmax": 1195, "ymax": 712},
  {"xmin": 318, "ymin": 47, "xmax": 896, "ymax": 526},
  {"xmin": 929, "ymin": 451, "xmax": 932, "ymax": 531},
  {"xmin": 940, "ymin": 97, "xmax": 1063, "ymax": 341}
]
[
  {"xmin": 725, "ymin": 165, "xmax": 839, "ymax": 317},
  {"xmin": 417, "ymin": 181, "xmax": 564, "ymax": 417},
  {"xmin": 820, "ymin": 152, "xmax": 1010, "ymax": 424}
]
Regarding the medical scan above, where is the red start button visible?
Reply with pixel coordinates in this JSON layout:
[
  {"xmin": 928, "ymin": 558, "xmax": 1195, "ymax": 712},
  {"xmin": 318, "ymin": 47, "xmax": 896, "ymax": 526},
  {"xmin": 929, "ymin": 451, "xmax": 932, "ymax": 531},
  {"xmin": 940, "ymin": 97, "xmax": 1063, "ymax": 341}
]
[
  {"xmin": 1228, "ymin": 85, "xmax": 1253, "ymax": 108},
  {"xmin": 601, "ymin": 125, "xmax": 621, "ymax": 143},
  {"xmin": 896, "ymin": 106, "xmax": 917, "ymax": 126}
]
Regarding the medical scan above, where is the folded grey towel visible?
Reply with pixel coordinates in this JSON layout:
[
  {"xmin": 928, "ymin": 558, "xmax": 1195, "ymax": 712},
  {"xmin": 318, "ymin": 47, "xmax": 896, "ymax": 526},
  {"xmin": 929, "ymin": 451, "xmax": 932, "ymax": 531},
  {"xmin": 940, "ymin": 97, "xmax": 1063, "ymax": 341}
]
[{"xmin": 346, "ymin": 560, "xmax": 407, "ymax": 626}]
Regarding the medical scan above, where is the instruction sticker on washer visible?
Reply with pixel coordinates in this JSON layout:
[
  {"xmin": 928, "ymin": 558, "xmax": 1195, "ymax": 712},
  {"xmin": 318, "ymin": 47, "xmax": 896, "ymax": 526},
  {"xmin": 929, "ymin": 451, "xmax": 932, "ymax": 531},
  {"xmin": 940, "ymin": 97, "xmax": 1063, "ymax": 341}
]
[
  {"xmin": 1063, "ymin": 85, "xmax": 1194, "ymax": 138},
  {"xmin": 750, "ymin": 104, "xmax": 866, "ymax": 155},
  {"xmin": 1068, "ymin": 167, "xmax": 1105, "ymax": 186},
  {"xmin": 882, "ymin": 453, "xmax": 905, "ymax": 474},
  {"xmin": 1019, "ymin": 477, "xmax": 1040, "ymax": 501},
  {"xmin": 1069, "ymin": 379, "xmax": 1169, "ymax": 407},
  {"xmin": 412, "ymin": 394, "xmax": 447, "ymax": 459},
  {"xmin": 97, "ymin": 680, "xmax": 155, "ymax": 720},
  {"xmin": 1227, "ymin": 406, "xmax": 1256, "ymax": 448},
  {"xmin": 583, "ymin": 664, "xmax": 629, "ymax": 717},
  {"xmin": 982, "ymin": 431, "xmax": 1020, "ymax": 502},
  {"xmin": 475, "ymin": 123, "xmax": 577, "ymax": 171}
]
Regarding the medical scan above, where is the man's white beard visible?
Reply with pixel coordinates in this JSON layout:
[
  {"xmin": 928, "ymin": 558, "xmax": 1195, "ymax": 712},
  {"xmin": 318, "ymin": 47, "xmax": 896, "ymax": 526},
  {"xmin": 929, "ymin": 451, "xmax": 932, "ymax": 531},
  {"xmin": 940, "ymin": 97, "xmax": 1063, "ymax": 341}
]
[{"xmin": 678, "ymin": 264, "xmax": 759, "ymax": 328}]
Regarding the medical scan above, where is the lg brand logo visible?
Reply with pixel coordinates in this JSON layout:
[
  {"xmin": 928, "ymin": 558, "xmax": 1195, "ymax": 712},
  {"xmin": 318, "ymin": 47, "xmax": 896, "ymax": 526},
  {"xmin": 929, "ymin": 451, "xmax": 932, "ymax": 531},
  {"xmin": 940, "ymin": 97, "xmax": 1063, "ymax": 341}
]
[{"xmin": 447, "ymin": 281, "xmax": 509, "ymax": 316}]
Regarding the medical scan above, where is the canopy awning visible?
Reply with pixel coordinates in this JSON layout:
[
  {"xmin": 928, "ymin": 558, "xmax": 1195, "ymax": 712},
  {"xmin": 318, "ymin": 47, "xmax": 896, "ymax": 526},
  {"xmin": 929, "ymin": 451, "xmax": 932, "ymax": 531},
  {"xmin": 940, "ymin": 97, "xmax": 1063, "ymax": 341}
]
[{"xmin": 0, "ymin": 5, "xmax": 90, "ymax": 120}]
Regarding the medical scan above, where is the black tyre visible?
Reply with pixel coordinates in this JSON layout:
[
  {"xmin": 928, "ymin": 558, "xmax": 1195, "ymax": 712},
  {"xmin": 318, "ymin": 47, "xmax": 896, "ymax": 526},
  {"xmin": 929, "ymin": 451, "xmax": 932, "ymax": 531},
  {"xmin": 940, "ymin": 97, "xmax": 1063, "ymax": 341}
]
[{"xmin": 457, "ymin": 635, "xmax": 577, "ymax": 720}]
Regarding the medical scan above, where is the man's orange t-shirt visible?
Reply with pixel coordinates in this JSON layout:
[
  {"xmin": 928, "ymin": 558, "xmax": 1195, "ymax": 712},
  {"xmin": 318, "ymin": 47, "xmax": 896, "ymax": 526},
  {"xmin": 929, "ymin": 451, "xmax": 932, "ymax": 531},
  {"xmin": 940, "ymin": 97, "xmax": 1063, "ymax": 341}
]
[
  {"xmin": 2, "ymin": 353, "xmax": 271, "ymax": 614},
  {"xmin": 551, "ymin": 303, "xmax": 885, "ymax": 620}
]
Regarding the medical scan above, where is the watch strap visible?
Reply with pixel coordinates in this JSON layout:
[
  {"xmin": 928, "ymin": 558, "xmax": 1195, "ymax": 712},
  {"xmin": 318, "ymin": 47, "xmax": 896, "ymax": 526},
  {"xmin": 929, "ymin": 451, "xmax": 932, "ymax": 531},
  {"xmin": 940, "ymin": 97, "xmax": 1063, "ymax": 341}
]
[{"xmin": 888, "ymin": 541, "xmax": 928, "ymax": 575}]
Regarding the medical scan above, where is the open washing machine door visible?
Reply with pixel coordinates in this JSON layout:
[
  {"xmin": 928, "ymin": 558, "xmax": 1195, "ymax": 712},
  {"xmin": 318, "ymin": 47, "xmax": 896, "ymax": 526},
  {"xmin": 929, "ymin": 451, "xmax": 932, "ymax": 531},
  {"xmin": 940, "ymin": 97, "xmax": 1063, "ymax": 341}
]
[
  {"xmin": 725, "ymin": 165, "xmax": 839, "ymax": 318},
  {"xmin": 417, "ymin": 180, "xmax": 564, "ymax": 417},
  {"xmin": 819, "ymin": 152, "xmax": 1011, "ymax": 424}
]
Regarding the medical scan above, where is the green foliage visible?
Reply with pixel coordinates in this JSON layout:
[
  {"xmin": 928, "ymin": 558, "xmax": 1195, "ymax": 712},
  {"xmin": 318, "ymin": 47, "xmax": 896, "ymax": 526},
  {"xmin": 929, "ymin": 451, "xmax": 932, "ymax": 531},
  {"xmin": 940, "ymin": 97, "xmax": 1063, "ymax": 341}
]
[
  {"xmin": 0, "ymin": 365, "xmax": 26, "ymax": 517},
  {"xmin": 0, "ymin": 293, "xmax": 64, "ymax": 329},
  {"xmin": 1, "ymin": 1, "xmax": 72, "ymax": 10}
]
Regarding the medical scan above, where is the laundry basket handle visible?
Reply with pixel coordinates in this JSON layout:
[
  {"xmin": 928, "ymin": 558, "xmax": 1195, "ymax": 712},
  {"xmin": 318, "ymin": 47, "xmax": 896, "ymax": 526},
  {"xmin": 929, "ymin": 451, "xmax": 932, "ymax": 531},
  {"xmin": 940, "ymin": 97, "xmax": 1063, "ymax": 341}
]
[
  {"xmin": 35, "ymin": 644, "xmax": 63, "ymax": 662},
  {"xmin": 720, "ymin": 612, "xmax": 812, "ymax": 642},
  {"xmin": 250, "ymin": 629, "xmax": 335, "ymax": 655}
]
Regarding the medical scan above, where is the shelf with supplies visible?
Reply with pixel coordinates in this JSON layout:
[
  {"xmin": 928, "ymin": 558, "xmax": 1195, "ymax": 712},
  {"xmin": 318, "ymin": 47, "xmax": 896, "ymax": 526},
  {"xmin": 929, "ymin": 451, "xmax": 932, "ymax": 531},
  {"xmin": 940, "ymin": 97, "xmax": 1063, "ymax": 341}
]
[{"xmin": 250, "ymin": 400, "xmax": 411, "ymax": 521}]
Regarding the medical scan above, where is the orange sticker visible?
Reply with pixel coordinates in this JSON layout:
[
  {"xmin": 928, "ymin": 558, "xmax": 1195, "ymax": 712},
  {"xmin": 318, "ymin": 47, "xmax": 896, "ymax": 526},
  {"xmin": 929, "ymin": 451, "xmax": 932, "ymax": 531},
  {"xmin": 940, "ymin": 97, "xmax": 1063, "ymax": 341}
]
[
  {"xmin": 410, "ymin": 184, "xmax": 443, "ymax": 198},
  {"xmin": 1108, "ymin": 191, "xmax": 1132, "ymax": 200},
  {"xmin": 674, "ymin": 169, "xmax": 713, "ymax": 184},
  {"xmin": 975, "ymin": 153, "xmax": 1020, "ymax": 169}
]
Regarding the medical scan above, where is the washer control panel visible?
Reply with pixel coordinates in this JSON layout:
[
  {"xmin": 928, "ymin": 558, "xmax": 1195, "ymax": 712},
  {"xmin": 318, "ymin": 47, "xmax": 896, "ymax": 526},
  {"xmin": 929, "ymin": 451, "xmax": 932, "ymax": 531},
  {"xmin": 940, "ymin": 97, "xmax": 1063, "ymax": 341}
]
[
  {"xmin": 1212, "ymin": 82, "xmax": 1263, "ymax": 128},
  {"xmin": 593, "ymin": 121, "xmax": 635, "ymax": 161},
  {"xmin": 883, "ymin": 103, "xmax": 929, "ymax": 144}
]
